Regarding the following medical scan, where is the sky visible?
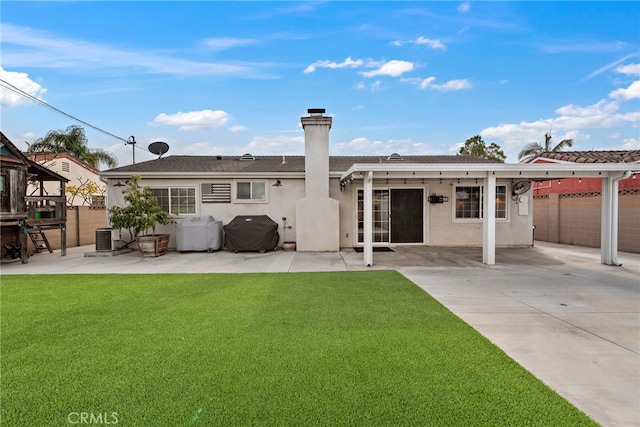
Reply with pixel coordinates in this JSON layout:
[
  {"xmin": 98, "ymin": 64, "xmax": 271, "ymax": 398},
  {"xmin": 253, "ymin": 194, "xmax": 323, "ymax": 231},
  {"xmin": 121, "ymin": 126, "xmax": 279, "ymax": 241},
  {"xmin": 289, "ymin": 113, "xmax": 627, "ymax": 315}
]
[{"xmin": 1, "ymin": 1, "xmax": 639, "ymax": 168}]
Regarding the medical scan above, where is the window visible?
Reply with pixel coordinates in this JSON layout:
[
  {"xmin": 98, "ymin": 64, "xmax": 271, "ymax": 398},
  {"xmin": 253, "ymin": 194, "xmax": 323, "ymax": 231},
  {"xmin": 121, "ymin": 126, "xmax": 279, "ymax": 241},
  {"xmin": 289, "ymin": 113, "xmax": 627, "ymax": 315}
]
[
  {"xmin": 150, "ymin": 187, "xmax": 196, "ymax": 215},
  {"xmin": 455, "ymin": 185, "xmax": 507, "ymax": 219},
  {"xmin": 0, "ymin": 174, "xmax": 5, "ymax": 194},
  {"xmin": 357, "ymin": 189, "xmax": 390, "ymax": 243},
  {"xmin": 236, "ymin": 181, "xmax": 266, "ymax": 202}
]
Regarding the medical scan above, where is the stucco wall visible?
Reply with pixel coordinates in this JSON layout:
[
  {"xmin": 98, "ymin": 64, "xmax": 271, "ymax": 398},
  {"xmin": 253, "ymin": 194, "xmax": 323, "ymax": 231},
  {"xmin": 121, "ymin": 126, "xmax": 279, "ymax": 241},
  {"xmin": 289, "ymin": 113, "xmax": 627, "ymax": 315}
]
[
  {"xmin": 337, "ymin": 178, "xmax": 533, "ymax": 248},
  {"xmin": 108, "ymin": 177, "xmax": 306, "ymax": 249},
  {"xmin": 107, "ymin": 176, "xmax": 535, "ymax": 250}
]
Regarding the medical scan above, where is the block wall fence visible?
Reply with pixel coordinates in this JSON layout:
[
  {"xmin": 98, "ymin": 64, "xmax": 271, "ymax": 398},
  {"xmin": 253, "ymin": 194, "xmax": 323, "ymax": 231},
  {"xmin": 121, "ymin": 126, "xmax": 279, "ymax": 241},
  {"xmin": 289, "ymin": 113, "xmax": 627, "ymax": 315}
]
[{"xmin": 533, "ymin": 189, "xmax": 639, "ymax": 254}]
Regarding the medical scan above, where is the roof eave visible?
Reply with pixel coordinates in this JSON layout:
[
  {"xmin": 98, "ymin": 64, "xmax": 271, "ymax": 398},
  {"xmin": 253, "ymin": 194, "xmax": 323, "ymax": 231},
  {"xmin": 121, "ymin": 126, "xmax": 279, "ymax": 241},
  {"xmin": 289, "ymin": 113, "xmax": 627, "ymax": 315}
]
[{"xmin": 340, "ymin": 162, "xmax": 638, "ymax": 181}]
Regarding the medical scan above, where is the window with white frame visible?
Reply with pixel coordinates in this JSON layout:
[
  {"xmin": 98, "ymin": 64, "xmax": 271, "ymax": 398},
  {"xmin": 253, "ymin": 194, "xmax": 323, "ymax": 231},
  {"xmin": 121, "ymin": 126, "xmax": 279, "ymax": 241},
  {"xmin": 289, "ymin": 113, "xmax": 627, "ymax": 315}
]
[
  {"xmin": 455, "ymin": 185, "xmax": 507, "ymax": 219},
  {"xmin": 150, "ymin": 187, "xmax": 196, "ymax": 215},
  {"xmin": 236, "ymin": 181, "xmax": 266, "ymax": 202}
]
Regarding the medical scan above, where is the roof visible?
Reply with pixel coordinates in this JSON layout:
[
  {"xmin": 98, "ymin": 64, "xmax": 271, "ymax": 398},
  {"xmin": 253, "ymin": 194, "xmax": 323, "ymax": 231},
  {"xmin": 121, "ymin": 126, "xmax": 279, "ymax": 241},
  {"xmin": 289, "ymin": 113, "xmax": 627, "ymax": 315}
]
[
  {"xmin": 25, "ymin": 152, "xmax": 100, "ymax": 175},
  {"xmin": 102, "ymin": 154, "xmax": 496, "ymax": 176},
  {"xmin": 535, "ymin": 150, "xmax": 640, "ymax": 164},
  {"xmin": 1, "ymin": 132, "xmax": 69, "ymax": 182}
]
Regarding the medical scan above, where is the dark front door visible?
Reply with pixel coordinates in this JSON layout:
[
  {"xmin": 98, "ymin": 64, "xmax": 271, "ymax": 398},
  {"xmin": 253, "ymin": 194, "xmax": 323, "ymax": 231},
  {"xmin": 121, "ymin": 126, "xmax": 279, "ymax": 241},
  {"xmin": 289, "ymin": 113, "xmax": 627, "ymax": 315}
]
[{"xmin": 391, "ymin": 189, "xmax": 424, "ymax": 243}]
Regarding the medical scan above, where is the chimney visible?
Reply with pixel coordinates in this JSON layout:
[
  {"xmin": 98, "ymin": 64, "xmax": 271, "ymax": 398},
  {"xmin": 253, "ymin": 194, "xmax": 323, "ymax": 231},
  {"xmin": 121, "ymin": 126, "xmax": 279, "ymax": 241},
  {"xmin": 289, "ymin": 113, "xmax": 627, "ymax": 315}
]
[
  {"xmin": 300, "ymin": 108, "xmax": 332, "ymax": 198},
  {"xmin": 295, "ymin": 108, "xmax": 339, "ymax": 251}
]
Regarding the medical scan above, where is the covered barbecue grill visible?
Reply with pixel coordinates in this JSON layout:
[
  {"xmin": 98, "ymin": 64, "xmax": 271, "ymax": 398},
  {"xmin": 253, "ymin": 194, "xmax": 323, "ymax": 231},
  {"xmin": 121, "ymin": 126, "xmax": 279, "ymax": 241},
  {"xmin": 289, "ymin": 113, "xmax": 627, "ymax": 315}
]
[
  {"xmin": 223, "ymin": 215, "xmax": 279, "ymax": 252},
  {"xmin": 176, "ymin": 215, "xmax": 223, "ymax": 253}
]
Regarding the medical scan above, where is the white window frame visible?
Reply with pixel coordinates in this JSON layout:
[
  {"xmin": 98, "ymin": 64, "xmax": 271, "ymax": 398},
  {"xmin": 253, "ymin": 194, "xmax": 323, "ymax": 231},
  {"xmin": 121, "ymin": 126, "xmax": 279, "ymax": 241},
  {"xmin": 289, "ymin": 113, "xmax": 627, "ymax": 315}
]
[
  {"xmin": 234, "ymin": 180, "xmax": 268, "ymax": 203},
  {"xmin": 452, "ymin": 184, "xmax": 509, "ymax": 222},
  {"xmin": 150, "ymin": 187, "xmax": 197, "ymax": 216}
]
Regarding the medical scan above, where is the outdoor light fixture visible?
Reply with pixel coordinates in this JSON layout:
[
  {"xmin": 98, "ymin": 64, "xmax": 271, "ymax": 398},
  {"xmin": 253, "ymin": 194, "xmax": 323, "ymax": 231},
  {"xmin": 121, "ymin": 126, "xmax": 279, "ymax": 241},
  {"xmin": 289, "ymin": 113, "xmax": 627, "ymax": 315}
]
[
  {"xmin": 113, "ymin": 179, "xmax": 129, "ymax": 187},
  {"xmin": 272, "ymin": 179, "xmax": 282, "ymax": 187}
]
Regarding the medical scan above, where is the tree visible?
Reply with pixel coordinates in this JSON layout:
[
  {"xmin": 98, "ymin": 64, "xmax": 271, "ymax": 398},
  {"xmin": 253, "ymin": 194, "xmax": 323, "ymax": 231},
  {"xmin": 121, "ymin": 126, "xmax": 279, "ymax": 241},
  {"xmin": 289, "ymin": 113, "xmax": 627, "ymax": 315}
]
[
  {"xmin": 458, "ymin": 135, "xmax": 506, "ymax": 163},
  {"xmin": 518, "ymin": 131, "xmax": 574, "ymax": 163},
  {"xmin": 108, "ymin": 175, "xmax": 173, "ymax": 244},
  {"xmin": 27, "ymin": 125, "xmax": 118, "ymax": 169}
]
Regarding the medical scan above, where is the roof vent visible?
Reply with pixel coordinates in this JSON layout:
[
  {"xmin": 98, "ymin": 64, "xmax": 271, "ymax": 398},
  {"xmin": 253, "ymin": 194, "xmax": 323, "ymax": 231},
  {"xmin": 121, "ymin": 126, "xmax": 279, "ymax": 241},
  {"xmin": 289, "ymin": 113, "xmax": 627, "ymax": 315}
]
[
  {"xmin": 240, "ymin": 153, "xmax": 255, "ymax": 161},
  {"xmin": 388, "ymin": 153, "xmax": 404, "ymax": 161}
]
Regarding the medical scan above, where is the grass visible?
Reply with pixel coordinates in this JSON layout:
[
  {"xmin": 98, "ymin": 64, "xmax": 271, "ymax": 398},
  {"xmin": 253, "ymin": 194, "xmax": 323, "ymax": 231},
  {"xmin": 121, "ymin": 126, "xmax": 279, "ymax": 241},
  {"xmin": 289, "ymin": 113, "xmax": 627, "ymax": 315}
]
[{"xmin": 1, "ymin": 271, "xmax": 595, "ymax": 426}]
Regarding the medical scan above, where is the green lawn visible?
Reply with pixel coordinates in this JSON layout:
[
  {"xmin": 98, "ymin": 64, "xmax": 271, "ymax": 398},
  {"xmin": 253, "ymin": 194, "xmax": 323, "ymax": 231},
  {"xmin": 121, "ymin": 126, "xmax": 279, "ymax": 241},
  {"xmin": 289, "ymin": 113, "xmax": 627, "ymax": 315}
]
[{"xmin": 1, "ymin": 271, "xmax": 594, "ymax": 426}]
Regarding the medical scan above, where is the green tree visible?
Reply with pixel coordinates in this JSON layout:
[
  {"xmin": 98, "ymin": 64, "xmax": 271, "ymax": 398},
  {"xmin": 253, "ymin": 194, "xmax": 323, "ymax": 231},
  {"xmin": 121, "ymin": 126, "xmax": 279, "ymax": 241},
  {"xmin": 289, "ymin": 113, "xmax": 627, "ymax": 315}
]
[
  {"xmin": 27, "ymin": 125, "xmax": 118, "ymax": 169},
  {"xmin": 458, "ymin": 135, "xmax": 506, "ymax": 163},
  {"xmin": 109, "ymin": 174, "xmax": 173, "ymax": 243},
  {"xmin": 518, "ymin": 131, "xmax": 574, "ymax": 163}
]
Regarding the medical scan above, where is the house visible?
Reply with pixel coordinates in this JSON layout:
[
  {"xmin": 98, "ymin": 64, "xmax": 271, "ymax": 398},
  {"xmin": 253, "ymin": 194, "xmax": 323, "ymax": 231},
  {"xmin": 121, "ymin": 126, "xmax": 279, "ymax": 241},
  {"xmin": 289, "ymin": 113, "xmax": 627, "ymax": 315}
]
[
  {"xmin": 531, "ymin": 151, "xmax": 640, "ymax": 253},
  {"xmin": 1, "ymin": 132, "xmax": 68, "ymax": 262},
  {"xmin": 101, "ymin": 109, "xmax": 637, "ymax": 266},
  {"xmin": 25, "ymin": 152, "xmax": 106, "ymax": 206}
]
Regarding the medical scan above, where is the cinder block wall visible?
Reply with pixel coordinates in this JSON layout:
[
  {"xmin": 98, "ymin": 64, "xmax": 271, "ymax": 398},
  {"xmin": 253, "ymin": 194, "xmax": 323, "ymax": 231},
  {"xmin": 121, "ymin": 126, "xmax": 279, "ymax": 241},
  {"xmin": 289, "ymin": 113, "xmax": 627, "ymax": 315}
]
[{"xmin": 533, "ymin": 191, "xmax": 639, "ymax": 253}]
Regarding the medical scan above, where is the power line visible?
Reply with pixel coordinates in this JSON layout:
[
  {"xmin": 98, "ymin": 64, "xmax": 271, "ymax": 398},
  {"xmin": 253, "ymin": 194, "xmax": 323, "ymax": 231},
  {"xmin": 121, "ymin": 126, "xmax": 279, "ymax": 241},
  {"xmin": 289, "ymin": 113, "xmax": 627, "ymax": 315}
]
[{"xmin": 0, "ymin": 78, "xmax": 152, "ymax": 157}]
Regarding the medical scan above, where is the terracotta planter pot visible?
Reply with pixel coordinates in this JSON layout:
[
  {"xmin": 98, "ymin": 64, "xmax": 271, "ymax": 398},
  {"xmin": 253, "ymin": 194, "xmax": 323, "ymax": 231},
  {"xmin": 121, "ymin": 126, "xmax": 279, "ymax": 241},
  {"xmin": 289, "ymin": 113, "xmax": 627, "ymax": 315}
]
[
  {"xmin": 137, "ymin": 234, "xmax": 170, "ymax": 257},
  {"xmin": 282, "ymin": 241, "xmax": 296, "ymax": 252}
]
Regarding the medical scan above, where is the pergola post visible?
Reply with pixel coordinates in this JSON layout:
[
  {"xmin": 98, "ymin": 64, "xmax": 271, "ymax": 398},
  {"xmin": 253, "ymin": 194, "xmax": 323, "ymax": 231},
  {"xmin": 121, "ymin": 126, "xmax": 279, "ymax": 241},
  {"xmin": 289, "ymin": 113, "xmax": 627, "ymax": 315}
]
[
  {"xmin": 482, "ymin": 173, "xmax": 496, "ymax": 265},
  {"xmin": 363, "ymin": 171, "xmax": 373, "ymax": 267}
]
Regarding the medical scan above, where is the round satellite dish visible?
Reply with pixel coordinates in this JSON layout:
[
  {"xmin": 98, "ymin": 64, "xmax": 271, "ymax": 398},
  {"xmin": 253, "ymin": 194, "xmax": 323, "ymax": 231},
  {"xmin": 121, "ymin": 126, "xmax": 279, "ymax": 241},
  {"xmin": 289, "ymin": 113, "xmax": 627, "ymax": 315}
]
[{"xmin": 148, "ymin": 141, "xmax": 169, "ymax": 158}]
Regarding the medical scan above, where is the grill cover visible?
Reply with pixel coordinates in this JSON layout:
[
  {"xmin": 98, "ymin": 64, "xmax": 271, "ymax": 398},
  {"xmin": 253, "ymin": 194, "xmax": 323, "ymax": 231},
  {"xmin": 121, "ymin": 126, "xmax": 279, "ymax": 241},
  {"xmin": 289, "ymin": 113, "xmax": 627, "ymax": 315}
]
[
  {"xmin": 223, "ymin": 215, "xmax": 279, "ymax": 252},
  {"xmin": 176, "ymin": 215, "xmax": 223, "ymax": 252}
]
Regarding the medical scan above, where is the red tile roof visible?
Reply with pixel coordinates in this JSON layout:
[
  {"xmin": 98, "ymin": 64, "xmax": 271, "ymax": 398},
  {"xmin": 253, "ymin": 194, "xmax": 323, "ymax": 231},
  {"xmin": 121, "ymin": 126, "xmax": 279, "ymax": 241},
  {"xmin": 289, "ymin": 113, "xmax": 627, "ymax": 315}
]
[{"xmin": 536, "ymin": 150, "xmax": 640, "ymax": 164}]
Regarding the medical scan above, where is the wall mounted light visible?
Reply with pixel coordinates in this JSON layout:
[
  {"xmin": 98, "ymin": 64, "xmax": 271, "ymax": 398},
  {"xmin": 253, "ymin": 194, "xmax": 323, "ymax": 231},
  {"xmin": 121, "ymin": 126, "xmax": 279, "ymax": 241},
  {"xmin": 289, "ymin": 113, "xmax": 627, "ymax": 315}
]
[
  {"xmin": 272, "ymin": 179, "xmax": 282, "ymax": 187},
  {"xmin": 113, "ymin": 179, "xmax": 129, "ymax": 187}
]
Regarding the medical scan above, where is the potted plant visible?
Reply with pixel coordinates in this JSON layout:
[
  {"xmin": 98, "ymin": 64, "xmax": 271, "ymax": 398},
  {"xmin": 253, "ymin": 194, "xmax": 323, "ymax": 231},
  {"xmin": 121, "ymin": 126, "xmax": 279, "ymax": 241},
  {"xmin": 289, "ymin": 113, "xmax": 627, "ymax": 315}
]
[{"xmin": 108, "ymin": 174, "xmax": 174, "ymax": 257}]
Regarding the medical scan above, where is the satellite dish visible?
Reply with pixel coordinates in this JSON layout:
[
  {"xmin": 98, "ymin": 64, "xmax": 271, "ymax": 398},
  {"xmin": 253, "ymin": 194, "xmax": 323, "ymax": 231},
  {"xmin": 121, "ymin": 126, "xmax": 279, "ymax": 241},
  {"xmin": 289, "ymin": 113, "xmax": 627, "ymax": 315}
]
[
  {"xmin": 512, "ymin": 180, "xmax": 531, "ymax": 198},
  {"xmin": 148, "ymin": 141, "xmax": 169, "ymax": 158}
]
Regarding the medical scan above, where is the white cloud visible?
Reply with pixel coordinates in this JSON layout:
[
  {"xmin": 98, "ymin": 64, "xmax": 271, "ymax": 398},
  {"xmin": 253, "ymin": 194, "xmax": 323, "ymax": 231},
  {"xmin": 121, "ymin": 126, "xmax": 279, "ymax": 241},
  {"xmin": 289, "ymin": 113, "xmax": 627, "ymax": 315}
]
[
  {"xmin": 609, "ymin": 80, "xmax": 640, "ymax": 100},
  {"xmin": 481, "ymin": 98, "xmax": 640, "ymax": 161},
  {"xmin": 1, "ymin": 23, "xmax": 252, "ymax": 77},
  {"xmin": 433, "ymin": 79, "xmax": 472, "ymax": 91},
  {"xmin": 415, "ymin": 37, "xmax": 446, "ymax": 50},
  {"xmin": 419, "ymin": 77, "xmax": 436, "ymax": 89},
  {"xmin": 458, "ymin": 1, "xmax": 471, "ymax": 13},
  {"xmin": 616, "ymin": 63, "xmax": 640, "ymax": 76},
  {"xmin": 620, "ymin": 137, "xmax": 640, "ymax": 149},
  {"xmin": 152, "ymin": 110, "xmax": 231, "ymax": 131},
  {"xmin": 360, "ymin": 60, "xmax": 414, "ymax": 78},
  {"xmin": 304, "ymin": 56, "xmax": 363, "ymax": 74},
  {"xmin": 331, "ymin": 137, "xmax": 443, "ymax": 155},
  {"xmin": 0, "ymin": 66, "xmax": 46, "ymax": 108},
  {"xmin": 394, "ymin": 37, "xmax": 446, "ymax": 50},
  {"xmin": 202, "ymin": 37, "xmax": 257, "ymax": 51},
  {"xmin": 244, "ymin": 135, "xmax": 304, "ymax": 154},
  {"xmin": 408, "ymin": 76, "xmax": 471, "ymax": 91},
  {"xmin": 229, "ymin": 125, "xmax": 248, "ymax": 132}
]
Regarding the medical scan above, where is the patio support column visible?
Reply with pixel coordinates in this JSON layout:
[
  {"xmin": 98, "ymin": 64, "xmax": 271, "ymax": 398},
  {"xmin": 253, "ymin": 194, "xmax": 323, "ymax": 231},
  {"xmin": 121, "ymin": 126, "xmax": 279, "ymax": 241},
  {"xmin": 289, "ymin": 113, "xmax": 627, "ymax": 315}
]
[
  {"xmin": 363, "ymin": 171, "xmax": 373, "ymax": 267},
  {"xmin": 482, "ymin": 173, "xmax": 496, "ymax": 265},
  {"xmin": 601, "ymin": 175, "xmax": 612, "ymax": 265},
  {"xmin": 601, "ymin": 171, "xmax": 631, "ymax": 266}
]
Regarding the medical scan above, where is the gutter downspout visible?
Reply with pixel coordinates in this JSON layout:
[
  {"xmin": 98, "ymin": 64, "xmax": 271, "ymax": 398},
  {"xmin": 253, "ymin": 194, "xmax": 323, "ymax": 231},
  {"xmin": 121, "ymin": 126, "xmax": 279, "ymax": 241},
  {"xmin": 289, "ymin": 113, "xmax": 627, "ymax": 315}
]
[{"xmin": 610, "ymin": 170, "xmax": 632, "ymax": 266}]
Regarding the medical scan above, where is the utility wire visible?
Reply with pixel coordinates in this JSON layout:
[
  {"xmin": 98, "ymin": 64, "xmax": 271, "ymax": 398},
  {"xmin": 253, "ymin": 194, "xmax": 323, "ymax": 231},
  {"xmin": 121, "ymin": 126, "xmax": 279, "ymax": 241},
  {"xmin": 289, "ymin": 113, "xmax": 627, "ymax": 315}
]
[{"xmin": 0, "ymin": 78, "xmax": 152, "ymax": 155}]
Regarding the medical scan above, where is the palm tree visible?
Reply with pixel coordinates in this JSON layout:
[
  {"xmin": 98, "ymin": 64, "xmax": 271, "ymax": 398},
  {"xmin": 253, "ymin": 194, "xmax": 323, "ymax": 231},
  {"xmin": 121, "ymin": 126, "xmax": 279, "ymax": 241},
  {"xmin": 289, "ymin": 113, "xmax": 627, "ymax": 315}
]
[
  {"xmin": 27, "ymin": 125, "xmax": 118, "ymax": 169},
  {"xmin": 518, "ymin": 131, "xmax": 574, "ymax": 163}
]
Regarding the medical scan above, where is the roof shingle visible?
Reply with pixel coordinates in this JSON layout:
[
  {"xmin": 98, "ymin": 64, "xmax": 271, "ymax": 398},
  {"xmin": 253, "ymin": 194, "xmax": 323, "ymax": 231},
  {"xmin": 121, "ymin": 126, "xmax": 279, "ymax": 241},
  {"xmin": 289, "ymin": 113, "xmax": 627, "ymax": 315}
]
[{"xmin": 104, "ymin": 154, "xmax": 496, "ymax": 174}]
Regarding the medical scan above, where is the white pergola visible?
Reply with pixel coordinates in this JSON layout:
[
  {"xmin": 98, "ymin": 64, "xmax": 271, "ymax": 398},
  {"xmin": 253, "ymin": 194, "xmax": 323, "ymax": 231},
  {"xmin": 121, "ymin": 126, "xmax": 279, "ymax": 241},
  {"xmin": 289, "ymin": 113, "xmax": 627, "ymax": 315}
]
[{"xmin": 340, "ymin": 163, "xmax": 636, "ymax": 267}]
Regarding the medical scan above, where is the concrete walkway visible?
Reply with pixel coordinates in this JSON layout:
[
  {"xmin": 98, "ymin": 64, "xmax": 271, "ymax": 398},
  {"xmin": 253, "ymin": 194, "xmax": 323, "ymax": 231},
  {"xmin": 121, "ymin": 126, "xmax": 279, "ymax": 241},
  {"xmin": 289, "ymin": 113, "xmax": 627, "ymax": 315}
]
[{"xmin": 2, "ymin": 242, "xmax": 639, "ymax": 426}]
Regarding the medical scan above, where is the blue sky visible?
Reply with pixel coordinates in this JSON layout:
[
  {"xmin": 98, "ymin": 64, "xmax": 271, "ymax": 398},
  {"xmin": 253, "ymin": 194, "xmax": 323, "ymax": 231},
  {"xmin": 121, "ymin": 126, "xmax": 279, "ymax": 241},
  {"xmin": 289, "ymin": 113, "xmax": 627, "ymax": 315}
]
[{"xmin": 1, "ymin": 1, "xmax": 638, "ymax": 167}]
